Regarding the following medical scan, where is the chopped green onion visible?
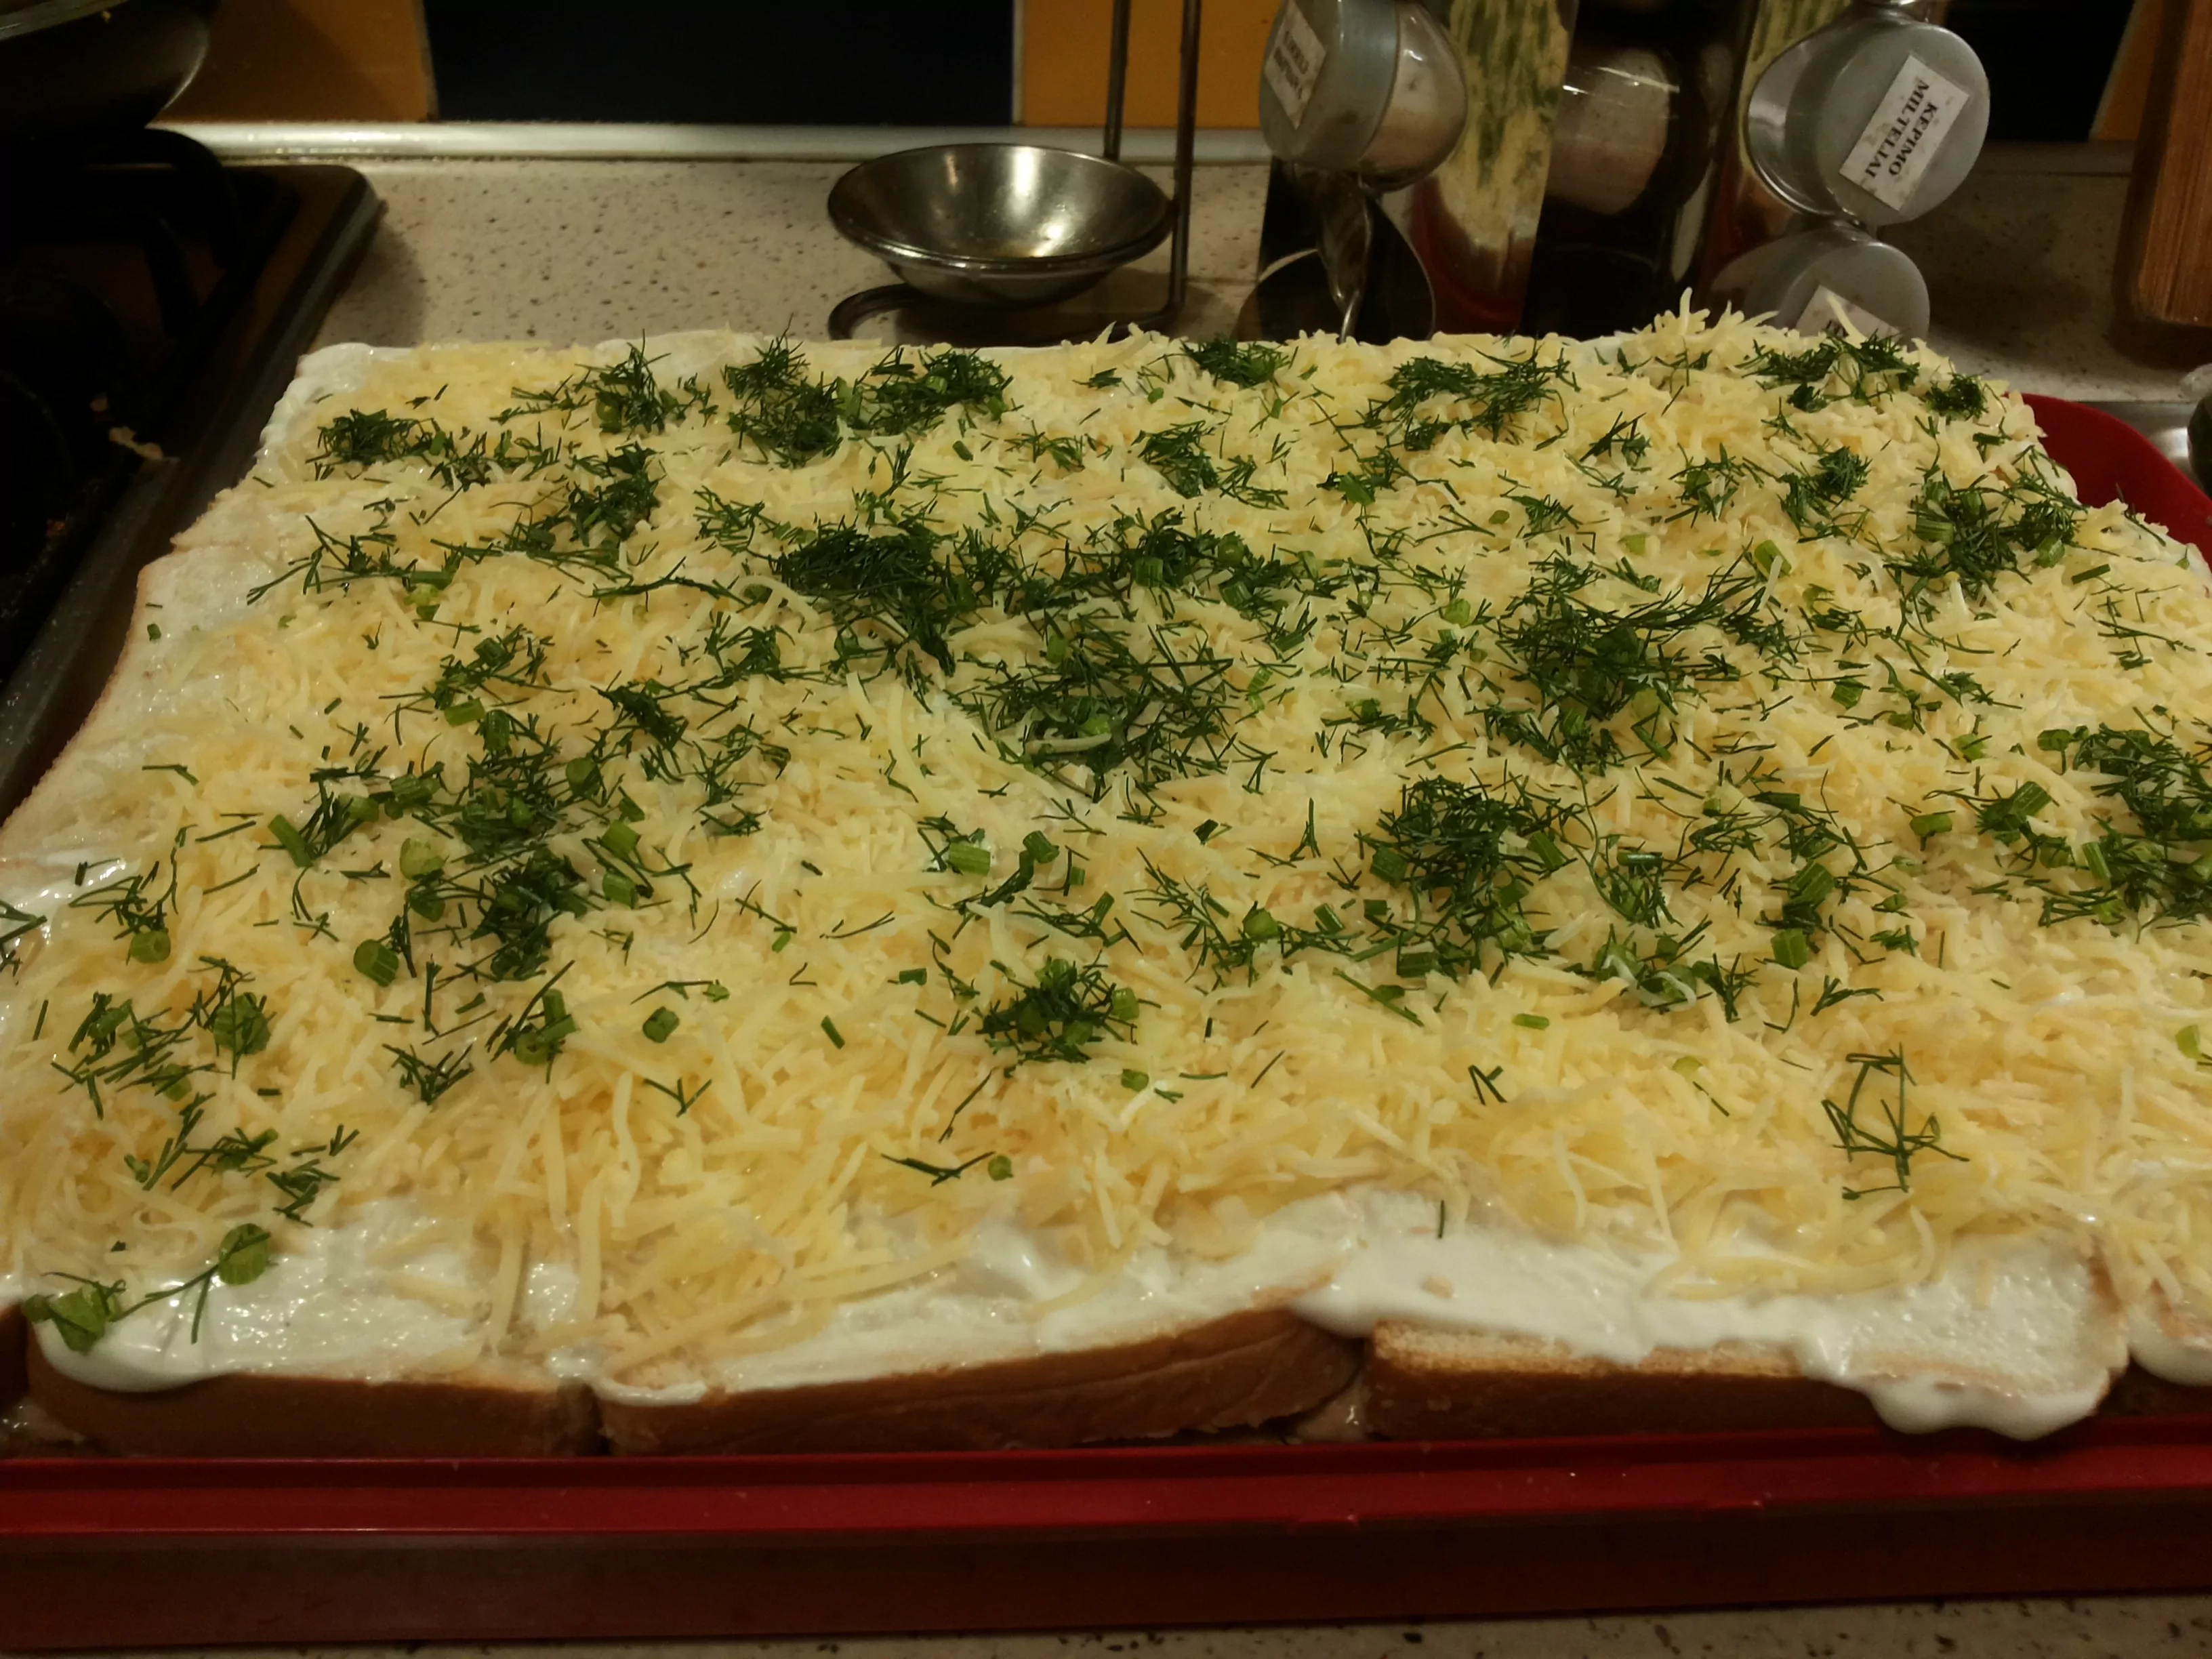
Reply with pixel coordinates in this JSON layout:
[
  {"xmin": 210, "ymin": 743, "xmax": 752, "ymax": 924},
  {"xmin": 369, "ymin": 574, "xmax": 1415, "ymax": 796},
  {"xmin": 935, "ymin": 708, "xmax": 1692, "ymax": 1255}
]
[
  {"xmin": 209, "ymin": 994, "xmax": 271, "ymax": 1056},
  {"xmin": 269, "ymin": 814, "xmax": 312, "ymax": 868},
  {"xmin": 943, "ymin": 841, "xmax": 991, "ymax": 876},
  {"xmin": 1788, "ymin": 863, "xmax": 1836, "ymax": 907},
  {"xmin": 642, "ymin": 1006, "xmax": 679, "ymax": 1042},
  {"xmin": 216, "ymin": 1223, "xmax": 272, "ymax": 1286},
  {"xmin": 351, "ymin": 937, "xmax": 400, "ymax": 986}
]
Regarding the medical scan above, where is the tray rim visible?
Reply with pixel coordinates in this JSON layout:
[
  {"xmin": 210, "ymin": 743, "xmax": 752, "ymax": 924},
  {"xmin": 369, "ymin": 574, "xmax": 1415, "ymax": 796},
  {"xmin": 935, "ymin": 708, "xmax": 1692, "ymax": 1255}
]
[{"xmin": 9, "ymin": 1414, "xmax": 2212, "ymax": 1540}]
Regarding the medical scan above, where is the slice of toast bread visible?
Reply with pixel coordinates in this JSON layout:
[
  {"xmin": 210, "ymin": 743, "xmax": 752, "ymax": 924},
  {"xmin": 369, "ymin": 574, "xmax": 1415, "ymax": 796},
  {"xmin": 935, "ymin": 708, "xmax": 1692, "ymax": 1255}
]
[
  {"xmin": 26, "ymin": 1338, "xmax": 601, "ymax": 1457},
  {"xmin": 1366, "ymin": 1316, "xmax": 2212, "ymax": 1439},
  {"xmin": 2110, "ymin": 1296, "xmax": 2212, "ymax": 1414},
  {"xmin": 22, "ymin": 1304, "xmax": 2211, "ymax": 1457},
  {"xmin": 599, "ymin": 1306, "xmax": 1358, "ymax": 1454},
  {"xmin": 19, "ymin": 1306, "xmax": 1355, "ymax": 1456},
  {"xmin": 1365, "ymin": 1322, "xmax": 1879, "ymax": 1439},
  {"xmin": 0, "ymin": 1305, "xmax": 24, "ymax": 1416}
]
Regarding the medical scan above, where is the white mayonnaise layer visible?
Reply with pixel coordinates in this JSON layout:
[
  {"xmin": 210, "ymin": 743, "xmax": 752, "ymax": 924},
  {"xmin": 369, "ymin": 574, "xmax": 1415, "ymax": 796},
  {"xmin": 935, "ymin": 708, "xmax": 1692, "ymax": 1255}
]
[
  {"xmin": 1296, "ymin": 1189, "xmax": 2127, "ymax": 1439},
  {"xmin": 543, "ymin": 1196, "xmax": 1363, "ymax": 1406},
  {"xmin": 2127, "ymin": 1304, "xmax": 2212, "ymax": 1387},
  {"xmin": 16, "ymin": 1183, "xmax": 2173, "ymax": 1439},
  {"xmin": 26, "ymin": 1201, "xmax": 485, "ymax": 1394}
]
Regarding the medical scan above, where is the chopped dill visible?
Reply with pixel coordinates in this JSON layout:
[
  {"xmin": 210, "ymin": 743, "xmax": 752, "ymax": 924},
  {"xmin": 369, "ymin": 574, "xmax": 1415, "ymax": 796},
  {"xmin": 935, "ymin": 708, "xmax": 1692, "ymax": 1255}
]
[
  {"xmin": 1821, "ymin": 1050, "xmax": 1963, "ymax": 1197},
  {"xmin": 1185, "ymin": 338, "xmax": 1290, "ymax": 389},
  {"xmin": 979, "ymin": 957, "xmax": 1139, "ymax": 1065}
]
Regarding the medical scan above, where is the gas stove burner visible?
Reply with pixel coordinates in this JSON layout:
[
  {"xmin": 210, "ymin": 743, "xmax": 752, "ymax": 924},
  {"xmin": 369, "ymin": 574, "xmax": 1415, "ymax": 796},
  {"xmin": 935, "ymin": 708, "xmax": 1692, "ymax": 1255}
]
[
  {"xmin": 0, "ymin": 367, "xmax": 80, "ymax": 578},
  {"xmin": 0, "ymin": 264, "xmax": 148, "ymax": 565},
  {"xmin": 0, "ymin": 129, "xmax": 293, "ymax": 674},
  {"xmin": 0, "ymin": 140, "xmax": 381, "ymax": 813}
]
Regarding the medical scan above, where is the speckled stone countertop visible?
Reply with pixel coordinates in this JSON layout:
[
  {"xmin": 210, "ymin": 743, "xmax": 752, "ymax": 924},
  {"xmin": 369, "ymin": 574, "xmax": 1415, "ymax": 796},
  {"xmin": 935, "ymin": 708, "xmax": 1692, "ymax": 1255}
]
[
  {"xmin": 77, "ymin": 1593, "xmax": 2212, "ymax": 1658},
  {"xmin": 265, "ymin": 143, "xmax": 2211, "ymax": 1659},
  {"xmin": 313, "ymin": 159, "xmax": 1266, "ymax": 350},
  {"xmin": 312, "ymin": 145, "xmax": 2209, "ymax": 404}
]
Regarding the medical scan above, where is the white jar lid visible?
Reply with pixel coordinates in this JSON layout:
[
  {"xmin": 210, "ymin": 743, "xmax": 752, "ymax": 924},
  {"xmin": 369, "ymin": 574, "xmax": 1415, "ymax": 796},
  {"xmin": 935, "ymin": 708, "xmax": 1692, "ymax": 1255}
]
[
  {"xmin": 1259, "ymin": 0, "xmax": 1466, "ymax": 184},
  {"xmin": 1744, "ymin": 10, "xmax": 1989, "ymax": 228},
  {"xmin": 1708, "ymin": 224, "xmax": 1931, "ymax": 341}
]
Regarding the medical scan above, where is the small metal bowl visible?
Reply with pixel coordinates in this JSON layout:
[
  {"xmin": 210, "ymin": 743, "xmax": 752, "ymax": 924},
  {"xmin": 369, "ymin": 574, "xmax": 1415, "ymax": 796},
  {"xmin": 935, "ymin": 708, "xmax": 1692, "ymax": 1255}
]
[{"xmin": 829, "ymin": 143, "xmax": 1172, "ymax": 308}]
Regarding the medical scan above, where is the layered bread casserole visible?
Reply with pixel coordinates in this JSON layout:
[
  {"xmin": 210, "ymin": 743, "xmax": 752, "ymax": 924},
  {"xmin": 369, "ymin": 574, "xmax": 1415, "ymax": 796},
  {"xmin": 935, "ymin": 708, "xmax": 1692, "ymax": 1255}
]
[{"xmin": 3, "ymin": 313, "xmax": 2209, "ymax": 1454}]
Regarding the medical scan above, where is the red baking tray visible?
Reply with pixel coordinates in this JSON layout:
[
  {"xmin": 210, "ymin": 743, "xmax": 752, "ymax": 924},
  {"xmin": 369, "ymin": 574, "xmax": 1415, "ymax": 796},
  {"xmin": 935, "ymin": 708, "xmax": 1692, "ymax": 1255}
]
[
  {"xmin": 6, "ymin": 1419, "xmax": 2212, "ymax": 1646},
  {"xmin": 5, "ymin": 396, "xmax": 2212, "ymax": 1650},
  {"xmin": 2024, "ymin": 392, "xmax": 2212, "ymax": 555}
]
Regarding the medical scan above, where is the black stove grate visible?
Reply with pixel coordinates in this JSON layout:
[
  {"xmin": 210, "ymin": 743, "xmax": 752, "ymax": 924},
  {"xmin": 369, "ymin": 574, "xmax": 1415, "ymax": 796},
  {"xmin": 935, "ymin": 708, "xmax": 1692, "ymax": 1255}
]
[
  {"xmin": 0, "ymin": 131, "xmax": 299, "ymax": 678},
  {"xmin": 0, "ymin": 140, "xmax": 380, "ymax": 814}
]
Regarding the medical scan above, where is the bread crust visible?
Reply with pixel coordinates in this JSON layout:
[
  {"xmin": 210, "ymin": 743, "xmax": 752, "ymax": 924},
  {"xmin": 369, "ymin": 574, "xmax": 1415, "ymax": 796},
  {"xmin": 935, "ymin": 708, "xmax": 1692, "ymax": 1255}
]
[
  {"xmin": 2104, "ymin": 1364, "xmax": 2212, "ymax": 1416},
  {"xmin": 1365, "ymin": 1321, "xmax": 1877, "ymax": 1439},
  {"xmin": 0, "ymin": 1305, "xmax": 25, "ymax": 1413},
  {"xmin": 600, "ymin": 1306, "xmax": 1360, "ymax": 1454},
  {"xmin": 26, "ymin": 1338, "xmax": 602, "ymax": 1456},
  {"xmin": 18, "ymin": 1307, "xmax": 1354, "ymax": 1457}
]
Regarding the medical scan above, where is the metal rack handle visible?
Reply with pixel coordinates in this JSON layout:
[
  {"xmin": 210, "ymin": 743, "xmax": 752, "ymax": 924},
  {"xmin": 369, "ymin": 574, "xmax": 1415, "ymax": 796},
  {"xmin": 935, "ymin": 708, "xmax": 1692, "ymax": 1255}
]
[
  {"xmin": 830, "ymin": 0, "xmax": 1199, "ymax": 342},
  {"xmin": 1105, "ymin": 0, "xmax": 1199, "ymax": 332}
]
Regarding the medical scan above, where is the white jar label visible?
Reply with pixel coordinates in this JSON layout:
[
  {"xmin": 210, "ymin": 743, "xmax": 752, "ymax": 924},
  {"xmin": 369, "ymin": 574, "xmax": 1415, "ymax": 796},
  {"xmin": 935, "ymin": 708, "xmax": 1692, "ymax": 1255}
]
[
  {"xmin": 1265, "ymin": 2, "xmax": 1328, "ymax": 129},
  {"xmin": 1837, "ymin": 54, "xmax": 1971, "ymax": 212},
  {"xmin": 1796, "ymin": 283, "xmax": 1896, "ymax": 340}
]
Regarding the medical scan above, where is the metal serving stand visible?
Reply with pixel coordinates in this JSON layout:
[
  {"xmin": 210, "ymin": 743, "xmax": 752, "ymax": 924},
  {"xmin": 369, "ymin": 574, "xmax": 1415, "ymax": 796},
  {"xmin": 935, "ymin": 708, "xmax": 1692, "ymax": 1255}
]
[{"xmin": 826, "ymin": 0, "xmax": 1200, "ymax": 341}]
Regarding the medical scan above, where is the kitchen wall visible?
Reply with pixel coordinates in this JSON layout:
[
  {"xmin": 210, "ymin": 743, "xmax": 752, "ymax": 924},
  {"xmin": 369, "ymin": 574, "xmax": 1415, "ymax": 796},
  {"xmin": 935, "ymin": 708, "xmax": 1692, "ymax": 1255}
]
[
  {"xmin": 165, "ymin": 0, "xmax": 2165, "ymax": 139},
  {"xmin": 419, "ymin": 1, "xmax": 1018, "ymax": 125},
  {"xmin": 166, "ymin": 0, "xmax": 432, "ymax": 121},
  {"xmin": 1020, "ymin": 0, "xmax": 1279, "ymax": 127}
]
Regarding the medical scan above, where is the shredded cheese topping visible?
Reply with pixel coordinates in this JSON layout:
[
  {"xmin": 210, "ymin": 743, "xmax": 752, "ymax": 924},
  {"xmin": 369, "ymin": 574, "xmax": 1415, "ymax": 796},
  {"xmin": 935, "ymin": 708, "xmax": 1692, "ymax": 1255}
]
[{"xmin": 4, "ymin": 308, "xmax": 2210, "ymax": 1383}]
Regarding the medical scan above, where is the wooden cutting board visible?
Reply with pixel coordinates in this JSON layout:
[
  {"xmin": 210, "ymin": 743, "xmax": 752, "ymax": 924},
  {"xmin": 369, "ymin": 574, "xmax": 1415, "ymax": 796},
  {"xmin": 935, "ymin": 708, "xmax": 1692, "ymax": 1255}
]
[{"xmin": 2118, "ymin": 0, "xmax": 2212, "ymax": 327}]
